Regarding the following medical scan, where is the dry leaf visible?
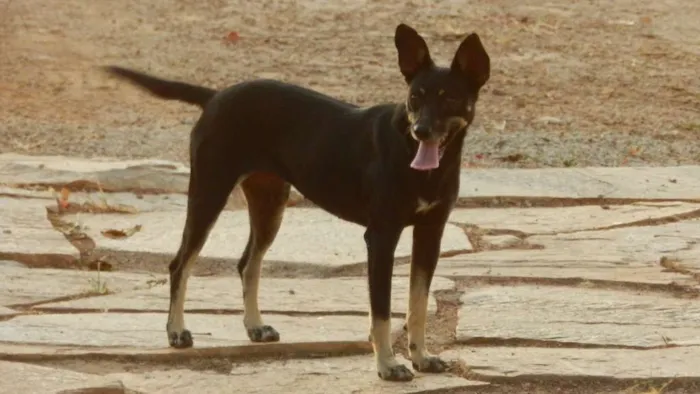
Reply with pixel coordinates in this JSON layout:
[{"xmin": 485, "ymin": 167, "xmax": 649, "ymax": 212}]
[
  {"xmin": 101, "ymin": 224, "xmax": 143, "ymax": 239},
  {"xmin": 225, "ymin": 31, "xmax": 240, "ymax": 43},
  {"xmin": 60, "ymin": 187, "xmax": 71, "ymax": 202}
]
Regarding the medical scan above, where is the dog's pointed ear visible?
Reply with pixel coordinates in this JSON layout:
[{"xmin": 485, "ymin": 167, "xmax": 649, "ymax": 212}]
[
  {"xmin": 394, "ymin": 23, "xmax": 433, "ymax": 83},
  {"xmin": 451, "ymin": 33, "xmax": 490, "ymax": 88}
]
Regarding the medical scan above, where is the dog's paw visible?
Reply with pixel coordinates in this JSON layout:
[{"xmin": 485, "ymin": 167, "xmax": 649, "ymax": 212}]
[
  {"xmin": 378, "ymin": 364, "xmax": 415, "ymax": 382},
  {"xmin": 412, "ymin": 356, "xmax": 449, "ymax": 373},
  {"xmin": 168, "ymin": 329, "xmax": 194, "ymax": 349},
  {"xmin": 246, "ymin": 325, "xmax": 280, "ymax": 343}
]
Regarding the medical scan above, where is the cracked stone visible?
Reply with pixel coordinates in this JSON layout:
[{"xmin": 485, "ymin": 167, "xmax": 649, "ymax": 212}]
[
  {"xmin": 449, "ymin": 202, "xmax": 700, "ymax": 234},
  {"xmin": 66, "ymin": 208, "xmax": 471, "ymax": 266},
  {"xmin": 459, "ymin": 166, "xmax": 700, "ymax": 199},
  {"xmin": 0, "ymin": 266, "xmax": 167, "ymax": 307},
  {"xmin": 107, "ymin": 356, "xmax": 485, "ymax": 393},
  {"xmin": 458, "ymin": 285, "xmax": 700, "ymax": 347},
  {"xmin": 442, "ymin": 346, "xmax": 700, "ymax": 379},
  {"xmin": 0, "ymin": 154, "xmax": 302, "ymax": 208},
  {"xmin": 398, "ymin": 221, "xmax": 700, "ymax": 285},
  {"xmin": 0, "ymin": 153, "xmax": 190, "ymax": 192},
  {"xmin": 37, "ymin": 276, "xmax": 453, "ymax": 315},
  {"xmin": 0, "ymin": 197, "xmax": 80, "ymax": 264},
  {"xmin": 0, "ymin": 306, "xmax": 16, "ymax": 316},
  {"xmin": 0, "ymin": 313, "xmax": 404, "ymax": 348},
  {"xmin": 0, "ymin": 361, "xmax": 126, "ymax": 394}
]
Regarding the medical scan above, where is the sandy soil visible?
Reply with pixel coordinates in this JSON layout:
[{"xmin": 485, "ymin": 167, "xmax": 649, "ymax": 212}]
[{"xmin": 1, "ymin": 0, "xmax": 698, "ymax": 168}]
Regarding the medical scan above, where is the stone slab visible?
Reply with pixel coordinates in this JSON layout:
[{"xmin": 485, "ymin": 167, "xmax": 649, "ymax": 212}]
[
  {"xmin": 0, "ymin": 361, "xmax": 124, "ymax": 394},
  {"xmin": 0, "ymin": 153, "xmax": 190, "ymax": 192},
  {"xmin": 0, "ymin": 306, "xmax": 16, "ymax": 316},
  {"xmin": 109, "ymin": 356, "xmax": 485, "ymax": 394},
  {"xmin": 458, "ymin": 285, "xmax": 700, "ymax": 347},
  {"xmin": 0, "ymin": 260, "xmax": 26, "ymax": 269},
  {"xmin": 0, "ymin": 266, "xmax": 167, "ymax": 307},
  {"xmin": 442, "ymin": 346, "xmax": 700, "ymax": 379},
  {"xmin": 37, "ymin": 276, "xmax": 454, "ymax": 315},
  {"xmin": 0, "ymin": 312, "xmax": 402, "ymax": 348},
  {"xmin": 396, "ymin": 221, "xmax": 700, "ymax": 285},
  {"xmin": 67, "ymin": 208, "xmax": 471, "ymax": 265},
  {"xmin": 449, "ymin": 202, "xmax": 700, "ymax": 234},
  {"xmin": 527, "ymin": 221, "xmax": 700, "ymax": 263},
  {"xmin": 0, "ymin": 154, "xmax": 301, "ymax": 207},
  {"xmin": 0, "ymin": 196, "xmax": 79, "ymax": 261},
  {"xmin": 397, "ymin": 250, "xmax": 694, "ymax": 286},
  {"xmin": 459, "ymin": 166, "xmax": 700, "ymax": 200}
]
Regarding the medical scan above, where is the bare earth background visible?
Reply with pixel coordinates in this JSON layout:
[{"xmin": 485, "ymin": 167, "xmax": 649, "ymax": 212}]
[{"xmin": 0, "ymin": 0, "xmax": 698, "ymax": 169}]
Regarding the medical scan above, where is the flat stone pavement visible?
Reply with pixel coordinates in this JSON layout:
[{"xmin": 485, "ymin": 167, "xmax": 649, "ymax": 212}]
[{"xmin": 2, "ymin": 153, "xmax": 700, "ymax": 393}]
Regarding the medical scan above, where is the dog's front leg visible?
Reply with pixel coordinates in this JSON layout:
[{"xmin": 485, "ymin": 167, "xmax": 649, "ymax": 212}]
[
  {"xmin": 407, "ymin": 221, "xmax": 449, "ymax": 373},
  {"xmin": 364, "ymin": 225, "xmax": 414, "ymax": 382}
]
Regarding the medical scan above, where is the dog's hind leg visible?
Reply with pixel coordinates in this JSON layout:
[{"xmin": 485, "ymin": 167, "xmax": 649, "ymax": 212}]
[
  {"xmin": 167, "ymin": 154, "xmax": 241, "ymax": 349},
  {"xmin": 238, "ymin": 172, "xmax": 290, "ymax": 342}
]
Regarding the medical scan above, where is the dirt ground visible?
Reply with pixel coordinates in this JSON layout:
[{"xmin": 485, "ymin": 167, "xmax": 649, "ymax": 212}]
[{"xmin": 1, "ymin": 0, "xmax": 698, "ymax": 168}]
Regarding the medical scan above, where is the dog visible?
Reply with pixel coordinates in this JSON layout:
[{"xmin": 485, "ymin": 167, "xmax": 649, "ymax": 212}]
[{"xmin": 103, "ymin": 23, "xmax": 490, "ymax": 382}]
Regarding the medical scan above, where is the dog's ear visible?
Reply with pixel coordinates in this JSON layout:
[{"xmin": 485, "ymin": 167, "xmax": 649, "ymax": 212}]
[
  {"xmin": 394, "ymin": 23, "xmax": 433, "ymax": 83},
  {"xmin": 451, "ymin": 33, "xmax": 490, "ymax": 88}
]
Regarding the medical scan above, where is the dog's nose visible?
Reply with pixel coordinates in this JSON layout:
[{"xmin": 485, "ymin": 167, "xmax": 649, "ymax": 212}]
[{"xmin": 412, "ymin": 124, "xmax": 431, "ymax": 140}]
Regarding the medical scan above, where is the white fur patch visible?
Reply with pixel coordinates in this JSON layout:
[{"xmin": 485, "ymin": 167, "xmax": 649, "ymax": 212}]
[{"xmin": 416, "ymin": 198, "xmax": 439, "ymax": 214}]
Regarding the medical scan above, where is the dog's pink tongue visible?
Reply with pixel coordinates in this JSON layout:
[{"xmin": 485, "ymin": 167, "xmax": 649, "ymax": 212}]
[{"xmin": 410, "ymin": 140, "xmax": 440, "ymax": 170}]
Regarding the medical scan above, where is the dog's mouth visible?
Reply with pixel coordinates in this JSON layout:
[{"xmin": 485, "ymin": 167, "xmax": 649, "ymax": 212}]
[{"xmin": 410, "ymin": 132, "xmax": 451, "ymax": 171}]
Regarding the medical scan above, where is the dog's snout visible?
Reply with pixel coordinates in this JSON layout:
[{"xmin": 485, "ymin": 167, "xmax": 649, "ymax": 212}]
[{"xmin": 412, "ymin": 123, "xmax": 431, "ymax": 140}]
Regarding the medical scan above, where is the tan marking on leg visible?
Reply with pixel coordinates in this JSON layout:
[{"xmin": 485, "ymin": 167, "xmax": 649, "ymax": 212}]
[
  {"xmin": 167, "ymin": 250, "xmax": 200, "ymax": 334},
  {"xmin": 371, "ymin": 317, "xmax": 399, "ymax": 373},
  {"xmin": 242, "ymin": 249, "xmax": 265, "ymax": 329},
  {"xmin": 407, "ymin": 272, "xmax": 431, "ymax": 363}
]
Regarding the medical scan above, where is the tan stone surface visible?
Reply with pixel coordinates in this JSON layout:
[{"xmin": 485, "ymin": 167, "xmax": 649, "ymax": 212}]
[
  {"xmin": 38, "ymin": 276, "xmax": 453, "ymax": 315},
  {"xmin": 397, "ymin": 250, "xmax": 694, "ymax": 285},
  {"xmin": 0, "ymin": 306, "xmax": 16, "ymax": 316},
  {"xmin": 449, "ymin": 202, "xmax": 700, "ymax": 234},
  {"xmin": 482, "ymin": 234, "xmax": 522, "ymax": 248},
  {"xmin": 67, "ymin": 208, "xmax": 471, "ymax": 265},
  {"xmin": 458, "ymin": 286, "xmax": 700, "ymax": 347},
  {"xmin": 0, "ymin": 197, "xmax": 79, "ymax": 260},
  {"xmin": 459, "ymin": 166, "xmax": 700, "ymax": 199},
  {"xmin": 0, "ymin": 266, "xmax": 166, "ymax": 307},
  {"xmin": 0, "ymin": 312, "xmax": 403, "ymax": 348},
  {"xmin": 526, "ymin": 221, "xmax": 700, "ymax": 267},
  {"xmin": 109, "ymin": 356, "xmax": 484, "ymax": 394},
  {"xmin": 0, "ymin": 361, "xmax": 123, "ymax": 394},
  {"xmin": 0, "ymin": 153, "xmax": 190, "ymax": 192},
  {"xmin": 442, "ymin": 346, "xmax": 700, "ymax": 379},
  {"xmin": 399, "ymin": 221, "xmax": 700, "ymax": 285},
  {"xmin": 0, "ymin": 154, "xmax": 303, "ymax": 207}
]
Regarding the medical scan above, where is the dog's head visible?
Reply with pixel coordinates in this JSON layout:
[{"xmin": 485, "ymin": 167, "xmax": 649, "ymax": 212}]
[{"xmin": 394, "ymin": 23, "xmax": 490, "ymax": 171}]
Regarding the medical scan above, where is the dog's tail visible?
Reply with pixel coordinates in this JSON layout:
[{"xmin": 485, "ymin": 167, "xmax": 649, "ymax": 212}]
[{"xmin": 102, "ymin": 66, "xmax": 217, "ymax": 109}]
